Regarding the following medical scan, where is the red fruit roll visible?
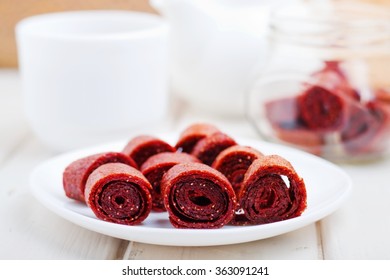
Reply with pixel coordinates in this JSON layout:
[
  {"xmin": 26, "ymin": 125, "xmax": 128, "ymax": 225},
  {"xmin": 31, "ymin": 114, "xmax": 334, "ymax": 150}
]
[
  {"xmin": 175, "ymin": 123, "xmax": 220, "ymax": 153},
  {"xmin": 265, "ymin": 96, "xmax": 302, "ymax": 130},
  {"xmin": 191, "ymin": 132, "xmax": 237, "ymax": 165},
  {"xmin": 63, "ymin": 152, "xmax": 137, "ymax": 203},
  {"xmin": 161, "ymin": 162, "xmax": 236, "ymax": 229},
  {"xmin": 237, "ymin": 155, "xmax": 307, "ymax": 225},
  {"xmin": 211, "ymin": 145, "xmax": 264, "ymax": 196},
  {"xmin": 298, "ymin": 61, "xmax": 360, "ymax": 131},
  {"xmin": 298, "ymin": 85, "xmax": 347, "ymax": 131},
  {"xmin": 311, "ymin": 61, "xmax": 359, "ymax": 101},
  {"xmin": 140, "ymin": 152, "xmax": 200, "ymax": 212},
  {"xmin": 341, "ymin": 100, "xmax": 379, "ymax": 154},
  {"xmin": 122, "ymin": 135, "xmax": 176, "ymax": 167},
  {"xmin": 342, "ymin": 100, "xmax": 390, "ymax": 155},
  {"xmin": 85, "ymin": 163, "xmax": 152, "ymax": 225},
  {"xmin": 264, "ymin": 97, "xmax": 324, "ymax": 155}
]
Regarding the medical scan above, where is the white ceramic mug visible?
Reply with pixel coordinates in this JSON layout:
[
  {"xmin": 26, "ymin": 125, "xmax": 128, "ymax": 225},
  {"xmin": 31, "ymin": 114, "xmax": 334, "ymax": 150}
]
[{"xmin": 16, "ymin": 10, "xmax": 170, "ymax": 151}]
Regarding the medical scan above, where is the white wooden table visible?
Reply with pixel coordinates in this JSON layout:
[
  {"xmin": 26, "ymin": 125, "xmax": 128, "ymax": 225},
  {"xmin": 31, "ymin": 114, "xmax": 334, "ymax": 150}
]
[{"xmin": 1, "ymin": 69, "xmax": 389, "ymax": 260}]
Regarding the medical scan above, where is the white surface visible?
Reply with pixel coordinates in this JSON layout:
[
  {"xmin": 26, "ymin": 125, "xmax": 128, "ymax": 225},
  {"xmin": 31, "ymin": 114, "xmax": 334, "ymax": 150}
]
[
  {"xmin": 29, "ymin": 137, "xmax": 351, "ymax": 246},
  {"xmin": 15, "ymin": 11, "xmax": 170, "ymax": 151}
]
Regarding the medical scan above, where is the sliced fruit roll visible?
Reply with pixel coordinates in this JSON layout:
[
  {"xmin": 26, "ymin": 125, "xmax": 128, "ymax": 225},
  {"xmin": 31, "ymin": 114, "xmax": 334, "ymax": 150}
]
[
  {"xmin": 342, "ymin": 99, "xmax": 390, "ymax": 156},
  {"xmin": 310, "ymin": 60, "xmax": 359, "ymax": 101},
  {"xmin": 161, "ymin": 162, "xmax": 236, "ymax": 229},
  {"xmin": 63, "ymin": 152, "xmax": 137, "ymax": 203},
  {"xmin": 85, "ymin": 163, "xmax": 152, "ymax": 225},
  {"xmin": 175, "ymin": 123, "xmax": 220, "ymax": 153},
  {"xmin": 191, "ymin": 132, "xmax": 237, "ymax": 166},
  {"xmin": 237, "ymin": 155, "xmax": 307, "ymax": 225},
  {"xmin": 122, "ymin": 135, "xmax": 176, "ymax": 167},
  {"xmin": 264, "ymin": 96, "xmax": 325, "ymax": 155},
  {"xmin": 140, "ymin": 152, "xmax": 200, "ymax": 212},
  {"xmin": 298, "ymin": 85, "xmax": 347, "ymax": 131},
  {"xmin": 211, "ymin": 145, "xmax": 264, "ymax": 196}
]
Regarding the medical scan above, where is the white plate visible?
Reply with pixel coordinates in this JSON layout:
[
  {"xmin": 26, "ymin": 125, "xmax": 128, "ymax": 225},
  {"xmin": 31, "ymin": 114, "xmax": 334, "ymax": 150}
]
[{"xmin": 30, "ymin": 136, "xmax": 352, "ymax": 246}]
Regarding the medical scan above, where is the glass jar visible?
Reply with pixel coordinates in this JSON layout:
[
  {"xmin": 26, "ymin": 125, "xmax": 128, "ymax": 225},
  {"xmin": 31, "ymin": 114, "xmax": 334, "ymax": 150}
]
[{"xmin": 247, "ymin": 2, "xmax": 390, "ymax": 162}]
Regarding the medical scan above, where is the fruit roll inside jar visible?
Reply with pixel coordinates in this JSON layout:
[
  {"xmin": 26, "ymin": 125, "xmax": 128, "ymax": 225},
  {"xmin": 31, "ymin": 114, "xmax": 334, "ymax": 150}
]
[
  {"xmin": 264, "ymin": 96, "xmax": 325, "ymax": 155},
  {"xmin": 237, "ymin": 155, "xmax": 307, "ymax": 225},
  {"xmin": 175, "ymin": 123, "xmax": 220, "ymax": 153},
  {"xmin": 246, "ymin": 2, "xmax": 390, "ymax": 162},
  {"xmin": 122, "ymin": 135, "xmax": 176, "ymax": 167},
  {"xmin": 85, "ymin": 163, "xmax": 152, "ymax": 225},
  {"xmin": 140, "ymin": 152, "xmax": 200, "ymax": 212},
  {"xmin": 63, "ymin": 152, "xmax": 137, "ymax": 203},
  {"xmin": 161, "ymin": 162, "xmax": 236, "ymax": 229},
  {"xmin": 341, "ymin": 99, "xmax": 390, "ymax": 156},
  {"xmin": 297, "ymin": 84, "xmax": 350, "ymax": 131},
  {"xmin": 309, "ymin": 60, "xmax": 359, "ymax": 101}
]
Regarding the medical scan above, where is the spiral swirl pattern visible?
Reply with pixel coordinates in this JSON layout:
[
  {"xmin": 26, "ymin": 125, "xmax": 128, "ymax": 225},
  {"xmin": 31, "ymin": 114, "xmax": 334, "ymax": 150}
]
[
  {"xmin": 85, "ymin": 163, "xmax": 152, "ymax": 225},
  {"xmin": 162, "ymin": 162, "xmax": 236, "ymax": 229},
  {"xmin": 238, "ymin": 155, "xmax": 307, "ymax": 225}
]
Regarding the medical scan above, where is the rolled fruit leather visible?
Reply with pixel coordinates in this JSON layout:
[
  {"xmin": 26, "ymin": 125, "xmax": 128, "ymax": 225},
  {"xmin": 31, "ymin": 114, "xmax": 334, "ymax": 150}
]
[
  {"xmin": 161, "ymin": 162, "xmax": 236, "ymax": 229},
  {"xmin": 341, "ymin": 99, "xmax": 390, "ymax": 155},
  {"xmin": 140, "ymin": 152, "xmax": 200, "ymax": 212},
  {"xmin": 297, "ymin": 61, "xmax": 359, "ymax": 131},
  {"xmin": 122, "ymin": 135, "xmax": 176, "ymax": 167},
  {"xmin": 175, "ymin": 123, "xmax": 220, "ymax": 153},
  {"xmin": 85, "ymin": 163, "xmax": 152, "ymax": 225},
  {"xmin": 235, "ymin": 155, "xmax": 307, "ymax": 225},
  {"xmin": 264, "ymin": 61, "xmax": 367, "ymax": 156},
  {"xmin": 211, "ymin": 145, "xmax": 264, "ymax": 197},
  {"xmin": 191, "ymin": 132, "xmax": 237, "ymax": 165},
  {"xmin": 63, "ymin": 152, "xmax": 137, "ymax": 202},
  {"xmin": 265, "ymin": 96, "xmax": 325, "ymax": 155}
]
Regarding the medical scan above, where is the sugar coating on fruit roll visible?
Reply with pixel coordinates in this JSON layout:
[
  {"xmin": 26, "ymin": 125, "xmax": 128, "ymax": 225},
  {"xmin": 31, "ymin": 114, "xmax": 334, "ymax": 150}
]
[
  {"xmin": 191, "ymin": 132, "xmax": 237, "ymax": 166},
  {"xmin": 237, "ymin": 155, "xmax": 307, "ymax": 225},
  {"xmin": 85, "ymin": 163, "xmax": 152, "ymax": 225},
  {"xmin": 161, "ymin": 162, "xmax": 236, "ymax": 229},
  {"xmin": 211, "ymin": 145, "xmax": 264, "ymax": 196},
  {"xmin": 63, "ymin": 152, "xmax": 137, "ymax": 203},
  {"xmin": 175, "ymin": 123, "xmax": 220, "ymax": 153},
  {"xmin": 122, "ymin": 135, "xmax": 176, "ymax": 167},
  {"xmin": 140, "ymin": 152, "xmax": 200, "ymax": 212}
]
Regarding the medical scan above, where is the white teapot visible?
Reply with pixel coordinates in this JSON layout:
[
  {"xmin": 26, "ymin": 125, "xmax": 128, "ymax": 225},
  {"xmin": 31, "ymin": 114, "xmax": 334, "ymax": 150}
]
[{"xmin": 150, "ymin": 0, "xmax": 289, "ymax": 117}]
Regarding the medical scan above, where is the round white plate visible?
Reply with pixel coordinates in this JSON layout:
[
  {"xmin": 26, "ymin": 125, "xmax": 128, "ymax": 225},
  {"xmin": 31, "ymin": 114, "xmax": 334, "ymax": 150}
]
[{"xmin": 30, "ymin": 136, "xmax": 352, "ymax": 246}]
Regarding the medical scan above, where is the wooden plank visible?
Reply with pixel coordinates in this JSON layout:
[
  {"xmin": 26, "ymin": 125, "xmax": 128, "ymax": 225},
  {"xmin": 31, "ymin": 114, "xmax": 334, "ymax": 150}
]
[
  {"xmin": 320, "ymin": 159, "xmax": 390, "ymax": 259},
  {"xmin": 125, "ymin": 224, "xmax": 321, "ymax": 260}
]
